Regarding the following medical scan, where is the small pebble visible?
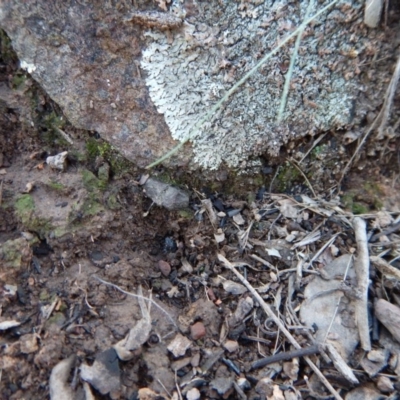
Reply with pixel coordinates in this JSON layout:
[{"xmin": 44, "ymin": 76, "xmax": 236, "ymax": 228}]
[
  {"xmin": 167, "ymin": 333, "xmax": 192, "ymax": 357},
  {"xmin": 376, "ymin": 376, "xmax": 394, "ymax": 393},
  {"xmin": 191, "ymin": 353, "xmax": 200, "ymax": 367},
  {"xmin": 46, "ymin": 151, "xmax": 68, "ymax": 171},
  {"xmin": 190, "ymin": 321, "xmax": 206, "ymax": 340},
  {"xmin": 158, "ymin": 260, "xmax": 171, "ymax": 277},
  {"xmin": 223, "ymin": 340, "xmax": 239, "ymax": 353},
  {"xmin": 186, "ymin": 388, "xmax": 200, "ymax": 400}
]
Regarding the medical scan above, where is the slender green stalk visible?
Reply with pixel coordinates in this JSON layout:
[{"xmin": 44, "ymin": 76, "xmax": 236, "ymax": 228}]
[
  {"xmin": 277, "ymin": 0, "xmax": 314, "ymax": 123},
  {"xmin": 146, "ymin": 0, "xmax": 339, "ymax": 169}
]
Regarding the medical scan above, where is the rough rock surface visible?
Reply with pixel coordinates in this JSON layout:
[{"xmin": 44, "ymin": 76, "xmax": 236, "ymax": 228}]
[
  {"xmin": 0, "ymin": 1, "xmax": 397, "ymax": 170},
  {"xmin": 144, "ymin": 177, "xmax": 189, "ymax": 210}
]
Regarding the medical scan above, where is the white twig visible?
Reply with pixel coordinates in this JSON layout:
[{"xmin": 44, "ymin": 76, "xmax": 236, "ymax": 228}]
[
  {"xmin": 352, "ymin": 217, "xmax": 371, "ymax": 351},
  {"xmin": 94, "ymin": 276, "xmax": 177, "ymax": 328},
  {"xmin": 218, "ymin": 254, "xmax": 344, "ymax": 400}
]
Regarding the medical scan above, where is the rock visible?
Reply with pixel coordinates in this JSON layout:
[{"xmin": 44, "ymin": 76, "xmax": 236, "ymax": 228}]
[
  {"xmin": 375, "ymin": 299, "xmax": 400, "ymax": 343},
  {"xmin": 167, "ymin": 333, "xmax": 192, "ymax": 358},
  {"xmin": 80, "ymin": 348, "xmax": 121, "ymax": 395},
  {"xmin": 19, "ymin": 333, "xmax": 39, "ymax": 354},
  {"xmin": 49, "ymin": 356, "xmax": 76, "ymax": 400},
  {"xmin": 376, "ymin": 376, "xmax": 394, "ymax": 393},
  {"xmin": 138, "ymin": 388, "xmax": 163, "ymax": 400},
  {"xmin": 223, "ymin": 340, "xmax": 239, "ymax": 353},
  {"xmin": 345, "ymin": 384, "xmax": 385, "ymax": 400},
  {"xmin": 144, "ymin": 178, "xmax": 189, "ymax": 210},
  {"xmin": 191, "ymin": 353, "xmax": 200, "ymax": 367},
  {"xmin": 222, "ymin": 280, "xmax": 247, "ymax": 295},
  {"xmin": 158, "ymin": 260, "xmax": 171, "ymax": 277},
  {"xmin": 3, "ymin": 0, "xmax": 392, "ymax": 171},
  {"xmin": 142, "ymin": 345, "xmax": 175, "ymax": 395},
  {"xmin": 300, "ymin": 254, "xmax": 359, "ymax": 361},
  {"xmin": 255, "ymin": 377, "xmax": 274, "ymax": 398},
  {"xmin": 186, "ymin": 388, "xmax": 200, "ymax": 400},
  {"xmin": 46, "ymin": 151, "xmax": 68, "ymax": 171},
  {"xmin": 190, "ymin": 321, "xmax": 206, "ymax": 340},
  {"xmin": 228, "ymin": 296, "xmax": 254, "ymax": 328},
  {"xmin": 0, "ymin": 237, "xmax": 32, "ymax": 269},
  {"xmin": 0, "ymin": 320, "xmax": 21, "ymax": 330},
  {"xmin": 361, "ymin": 348, "xmax": 389, "ymax": 377},
  {"xmin": 171, "ymin": 356, "xmax": 192, "ymax": 372},
  {"xmin": 237, "ymin": 378, "xmax": 251, "ymax": 391},
  {"xmin": 210, "ymin": 377, "xmax": 233, "ymax": 395}
]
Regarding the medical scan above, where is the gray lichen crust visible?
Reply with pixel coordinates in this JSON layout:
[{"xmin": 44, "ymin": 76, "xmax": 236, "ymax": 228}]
[{"xmin": 139, "ymin": 0, "xmax": 372, "ymax": 170}]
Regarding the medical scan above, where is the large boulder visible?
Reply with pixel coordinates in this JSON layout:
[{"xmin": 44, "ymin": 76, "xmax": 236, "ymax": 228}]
[{"xmin": 0, "ymin": 1, "xmax": 396, "ymax": 170}]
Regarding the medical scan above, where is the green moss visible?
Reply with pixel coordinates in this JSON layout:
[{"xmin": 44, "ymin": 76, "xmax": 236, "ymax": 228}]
[
  {"xmin": 106, "ymin": 193, "xmax": 120, "ymax": 210},
  {"xmin": 39, "ymin": 289, "xmax": 50, "ymax": 301},
  {"xmin": 0, "ymin": 29, "xmax": 18, "ymax": 64},
  {"xmin": 14, "ymin": 194, "xmax": 53, "ymax": 237},
  {"xmin": 275, "ymin": 163, "xmax": 301, "ymax": 192},
  {"xmin": 47, "ymin": 180, "xmax": 65, "ymax": 191},
  {"xmin": 81, "ymin": 196, "xmax": 104, "ymax": 217},
  {"xmin": 352, "ymin": 203, "xmax": 369, "ymax": 215},
  {"xmin": 86, "ymin": 138, "xmax": 112, "ymax": 160},
  {"xmin": 82, "ymin": 169, "xmax": 103, "ymax": 192},
  {"xmin": 14, "ymin": 194, "xmax": 35, "ymax": 224},
  {"xmin": 40, "ymin": 111, "xmax": 69, "ymax": 147},
  {"xmin": 85, "ymin": 137, "xmax": 133, "ymax": 178},
  {"xmin": 341, "ymin": 193, "xmax": 354, "ymax": 210},
  {"xmin": 11, "ymin": 73, "xmax": 27, "ymax": 90},
  {"xmin": 1, "ymin": 238, "xmax": 27, "ymax": 268},
  {"xmin": 178, "ymin": 209, "xmax": 193, "ymax": 219}
]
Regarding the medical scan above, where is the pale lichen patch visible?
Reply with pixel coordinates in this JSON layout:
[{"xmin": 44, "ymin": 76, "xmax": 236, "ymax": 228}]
[{"xmin": 139, "ymin": 0, "xmax": 383, "ymax": 170}]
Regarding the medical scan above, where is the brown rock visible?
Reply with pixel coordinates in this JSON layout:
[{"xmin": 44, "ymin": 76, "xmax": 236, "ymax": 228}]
[
  {"xmin": 374, "ymin": 299, "xmax": 400, "ymax": 343},
  {"xmin": 190, "ymin": 321, "xmax": 206, "ymax": 340},
  {"xmin": 158, "ymin": 260, "xmax": 171, "ymax": 277},
  {"xmin": 20, "ymin": 333, "xmax": 39, "ymax": 354}
]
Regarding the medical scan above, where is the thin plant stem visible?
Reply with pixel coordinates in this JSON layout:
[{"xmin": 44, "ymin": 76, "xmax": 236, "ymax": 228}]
[{"xmin": 277, "ymin": 0, "xmax": 314, "ymax": 123}]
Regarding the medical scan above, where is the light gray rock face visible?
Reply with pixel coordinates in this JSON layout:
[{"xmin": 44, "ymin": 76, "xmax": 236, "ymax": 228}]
[
  {"xmin": 144, "ymin": 177, "xmax": 189, "ymax": 210},
  {"xmin": 0, "ymin": 1, "xmax": 395, "ymax": 170}
]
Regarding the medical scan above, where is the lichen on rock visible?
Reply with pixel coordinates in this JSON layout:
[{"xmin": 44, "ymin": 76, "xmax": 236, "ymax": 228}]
[{"xmin": 139, "ymin": 0, "xmax": 390, "ymax": 169}]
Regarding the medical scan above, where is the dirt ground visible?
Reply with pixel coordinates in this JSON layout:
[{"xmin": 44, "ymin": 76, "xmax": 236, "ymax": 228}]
[{"xmin": 2, "ymin": 26, "xmax": 400, "ymax": 400}]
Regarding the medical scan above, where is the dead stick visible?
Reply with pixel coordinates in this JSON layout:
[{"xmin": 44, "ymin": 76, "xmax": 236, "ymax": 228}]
[
  {"xmin": 323, "ymin": 343, "xmax": 359, "ymax": 385},
  {"xmin": 218, "ymin": 254, "xmax": 344, "ymax": 400},
  {"xmin": 352, "ymin": 217, "xmax": 371, "ymax": 351},
  {"xmin": 250, "ymin": 344, "xmax": 320, "ymax": 370}
]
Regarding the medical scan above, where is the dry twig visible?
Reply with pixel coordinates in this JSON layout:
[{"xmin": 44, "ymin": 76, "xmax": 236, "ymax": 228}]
[
  {"xmin": 218, "ymin": 254, "xmax": 344, "ymax": 400},
  {"xmin": 352, "ymin": 217, "xmax": 371, "ymax": 351},
  {"xmin": 95, "ymin": 276, "xmax": 177, "ymax": 328},
  {"xmin": 323, "ymin": 343, "xmax": 359, "ymax": 385}
]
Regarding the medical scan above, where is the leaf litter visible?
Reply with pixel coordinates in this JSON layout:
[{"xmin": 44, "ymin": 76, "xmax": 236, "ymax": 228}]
[{"xmin": 4, "ymin": 178, "xmax": 400, "ymax": 399}]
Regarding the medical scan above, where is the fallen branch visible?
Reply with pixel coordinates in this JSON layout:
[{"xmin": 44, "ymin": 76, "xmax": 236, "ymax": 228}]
[
  {"xmin": 218, "ymin": 254, "xmax": 344, "ymax": 400},
  {"xmin": 352, "ymin": 217, "xmax": 371, "ymax": 351}
]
